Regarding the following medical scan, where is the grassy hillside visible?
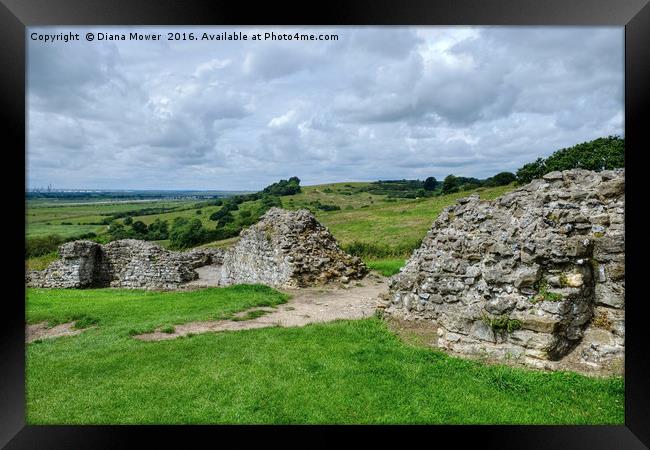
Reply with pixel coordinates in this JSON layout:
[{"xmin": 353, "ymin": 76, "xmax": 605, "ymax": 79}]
[
  {"xmin": 282, "ymin": 182, "xmax": 514, "ymax": 253},
  {"xmin": 26, "ymin": 181, "xmax": 516, "ymax": 274},
  {"xmin": 26, "ymin": 287, "xmax": 623, "ymax": 424}
]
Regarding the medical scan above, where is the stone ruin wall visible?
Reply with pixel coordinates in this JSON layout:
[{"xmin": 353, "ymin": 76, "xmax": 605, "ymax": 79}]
[
  {"xmin": 27, "ymin": 208, "xmax": 367, "ymax": 290},
  {"xmin": 26, "ymin": 239, "xmax": 225, "ymax": 290},
  {"xmin": 383, "ymin": 169, "xmax": 625, "ymax": 374},
  {"xmin": 220, "ymin": 208, "xmax": 367, "ymax": 288}
]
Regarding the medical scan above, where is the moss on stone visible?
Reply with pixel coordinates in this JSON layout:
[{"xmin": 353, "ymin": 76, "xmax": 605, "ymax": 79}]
[
  {"xmin": 481, "ymin": 314, "xmax": 522, "ymax": 333},
  {"xmin": 531, "ymin": 278, "xmax": 563, "ymax": 303}
]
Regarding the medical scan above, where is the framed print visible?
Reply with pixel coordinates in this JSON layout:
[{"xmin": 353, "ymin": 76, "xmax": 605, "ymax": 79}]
[{"xmin": 2, "ymin": 0, "xmax": 649, "ymax": 447}]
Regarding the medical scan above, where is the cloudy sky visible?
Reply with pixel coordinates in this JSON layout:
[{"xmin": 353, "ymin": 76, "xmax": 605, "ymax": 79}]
[{"xmin": 27, "ymin": 26, "xmax": 624, "ymax": 191}]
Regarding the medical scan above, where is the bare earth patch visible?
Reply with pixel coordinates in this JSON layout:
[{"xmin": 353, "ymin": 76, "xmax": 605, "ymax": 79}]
[
  {"xmin": 26, "ymin": 321, "xmax": 84, "ymax": 343},
  {"xmin": 385, "ymin": 316, "xmax": 440, "ymax": 349},
  {"xmin": 135, "ymin": 273, "xmax": 389, "ymax": 341}
]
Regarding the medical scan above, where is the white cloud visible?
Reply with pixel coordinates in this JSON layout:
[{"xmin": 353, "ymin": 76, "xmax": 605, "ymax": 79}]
[
  {"xmin": 268, "ymin": 110, "xmax": 297, "ymax": 128},
  {"xmin": 27, "ymin": 26, "xmax": 624, "ymax": 190}
]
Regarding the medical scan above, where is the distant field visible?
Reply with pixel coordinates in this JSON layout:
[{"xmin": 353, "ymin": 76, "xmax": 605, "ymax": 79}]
[
  {"xmin": 25, "ymin": 182, "xmax": 516, "ymax": 270},
  {"xmin": 26, "ymin": 199, "xmax": 191, "ymax": 239}
]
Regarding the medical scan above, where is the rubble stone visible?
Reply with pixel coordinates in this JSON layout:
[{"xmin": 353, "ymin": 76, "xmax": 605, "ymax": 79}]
[
  {"xmin": 386, "ymin": 169, "xmax": 625, "ymax": 374},
  {"xmin": 220, "ymin": 208, "xmax": 367, "ymax": 288}
]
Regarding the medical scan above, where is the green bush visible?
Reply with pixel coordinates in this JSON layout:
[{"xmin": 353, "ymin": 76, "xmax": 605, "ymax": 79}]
[
  {"xmin": 484, "ymin": 172, "xmax": 516, "ymax": 187},
  {"xmin": 131, "ymin": 221, "xmax": 148, "ymax": 236},
  {"xmin": 309, "ymin": 201, "xmax": 341, "ymax": 211},
  {"xmin": 169, "ymin": 217, "xmax": 210, "ymax": 249},
  {"xmin": 482, "ymin": 315, "xmax": 522, "ymax": 333},
  {"xmin": 26, "ymin": 234, "xmax": 65, "ymax": 258},
  {"xmin": 262, "ymin": 176, "xmax": 301, "ymax": 196},
  {"xmin": 210, "ymin": 224, "xmax": 242, "ymax": 241},
  {"xmin": 147, "ymin": 219, "xmax": 169, "ymax": 240},
  {"xmin": 423, "ymin": 176, "xmax": 438, "ymax": 191},
  {"xmin": 516, "ymin": 136, "xmax": 624, "ymax": 184}
]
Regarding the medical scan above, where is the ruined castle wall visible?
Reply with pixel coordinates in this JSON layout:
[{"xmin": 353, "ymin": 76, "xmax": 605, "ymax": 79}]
[
  {"xmin": 220, "ymin": 208, "xmax": 367, "ymax": 288},
  {"xmin": 26, "ymin": 240, "xmax": 101, "ymax": 289},
  {"xmin": 384, "ymin": 169, "xmax": 624, "ymax": 374},
  {"xmin": 25, "ymin": 209, "xmax": 365, "ymax": 291},
  {"xmin": 26, "ymin": 240, "xmax": 226, "ymax": 290}
]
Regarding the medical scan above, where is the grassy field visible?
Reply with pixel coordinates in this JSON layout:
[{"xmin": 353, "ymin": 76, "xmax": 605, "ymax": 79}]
[
  {"xmin": 26, "ymin": 199, "xmax": 191, "ymax": 239},
  {"xmin": 366, "ymin": 259, "xmax": 406, "ymax": 277},
  {"xmin": 26, "ymin": 287, "xmax": 624, "ymax": 425},
  {"xmin": 26, "ymin": 182, "xmax": 515, "ymax": 275},
  {"xmin": 26, "ymin": 182, "xmax": 514, "ymax": 245},
  {"xmin": 285, "ymin": 184, "xmax": 514, "ymax": 251}
]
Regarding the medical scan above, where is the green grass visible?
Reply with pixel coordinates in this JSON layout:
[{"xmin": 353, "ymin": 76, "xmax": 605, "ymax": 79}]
[
  {"xmin": 26, "ymin": 287, "xmax": 623, "ymax": 425},
  {"xmin": 26, "ymin": 285, "xmax": 289, "ymax": 330},
  {"xmin": 25, "ymin": 199, "xmax": 191, "ymax": 239},
  {"xmin": 26, "ymin": 182, "xmax": 516, "ymax": 263},
  {"xmin": 26, "ymin": 223, "xmax": 106, "ymax": 239},
  {"xmin": 366, "ymin": 259, "xmax": 406, "ymax": 277},
  {"xmin": 284, "ymin": 183, "xmax": 514, "ymax": 253},
  {"xmin": 26, "ymin": 251, "xmax": 59, "ymax": 271}
]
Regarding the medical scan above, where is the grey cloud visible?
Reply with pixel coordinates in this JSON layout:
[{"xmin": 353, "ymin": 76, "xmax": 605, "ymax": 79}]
[{"xmin": 27, "ymin": 26, "xmax": 623, "ymax": 190}]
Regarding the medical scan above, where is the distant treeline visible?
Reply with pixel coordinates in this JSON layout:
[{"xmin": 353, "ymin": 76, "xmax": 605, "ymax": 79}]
[
  {"xmin": 349, "ymin": 171, "xmax": 517, "ymax": 199},
  {"xmin": 354, "ymin": 135, "xmax": 624, "ymax": 198},
  {"xmin": 515, "ymin": 135, "xmax": 624, "ymax": 184},
  {"xmin": 99, "ymin": 205, "xmax": 191, "ymax": 224}
]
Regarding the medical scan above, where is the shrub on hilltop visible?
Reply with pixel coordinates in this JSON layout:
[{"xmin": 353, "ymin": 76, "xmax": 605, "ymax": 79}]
[{"xmin": 516, "ymin": 135, "xmax": 624, "ymax": 184}]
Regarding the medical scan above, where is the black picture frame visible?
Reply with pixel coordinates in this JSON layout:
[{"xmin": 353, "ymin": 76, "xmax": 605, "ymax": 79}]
[{"xmin": 2, "ymin": 0, "xmax": 648, "ymax": 447}]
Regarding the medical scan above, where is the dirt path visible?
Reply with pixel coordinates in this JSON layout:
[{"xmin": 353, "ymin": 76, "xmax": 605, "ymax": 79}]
[
  {"xmin": 26, "ymin": 321, "xmax": 84, "ymax": 343},
  {"xmin": 136, "ymin": 273, "xmax": 389, "ymax": 341}
]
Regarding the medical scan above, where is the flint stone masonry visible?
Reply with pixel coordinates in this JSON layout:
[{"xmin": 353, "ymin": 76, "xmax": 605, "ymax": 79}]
[
  {"xmin": 384, "ymin": 169, "xmax": 624, "ymax": 374},
  {"xmin": 220, "ymin": 208, "xmax": 367, "ymax": 288},
  {"xmin": 26, "ymin": 239, "xmax": 225, "ymax": 290},
  {"xmin": 26, "ymin": 209, "xmax": 366, "ymax": 290}
]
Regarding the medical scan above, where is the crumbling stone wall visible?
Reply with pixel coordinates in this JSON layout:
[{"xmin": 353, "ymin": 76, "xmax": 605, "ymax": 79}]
[
  {"xmin": 383, "ymin": 169, "xmax": 624, "ymax": 374},
  {"xmin": 26, "ymin": 240, "xmax": 225, "ymax": 290},
  {"xmin": 26, "ymin": 209, "xmax": 366, "ymax": 291},
  {"xmin": 220, "ymin": 208, "xmax": 367, "ymax": 288},
  {"xmin": 26, "ymin": 240, "xmax": 102, "ymax": 289}
]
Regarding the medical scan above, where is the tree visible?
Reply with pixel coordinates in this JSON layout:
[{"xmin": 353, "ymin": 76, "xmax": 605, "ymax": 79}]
[
  {"xmin": 441, "ymin": 175, "xmax": 459, "ymax": 194},
  {"xmin": 209, "ymin": 207, "xmax": 233, "ymax": 222},
  {"xmin": 123, "ymin": 216, "xmax": 133, "ymax": 225},
  {"xmin": 131, "ymin": 221, "xmax": 148, "ymax": 236},
  {"xmin": 485, "ymin": 171, "xmax": 516, "ymax": 187},
  {"xmin": 169, "ymin": 217, "xmax": 209, "ymax": 249},
  {"xmin": 108, "ymin": 221, "xmax": 130, "ymax": 240},
  {"xmin": 516, "ymin": 158, "xmax": 546, "ymax": 184},
  {"xmin": 516, "ymin": 136, "xmax": 624, "ymax": 184},
  {"xmin": 147, "ymin": 219, "xmax": 169, "ymax": 240},
  {"xmin": 423, "ymin": 177, "xmax": 438, "ymax": 191},
  {"xmin": 216, "ymin": 213, "xmax": 235, "ymax": 226},
  {"xmin": 262, "ymin": 177, "xmax": 301, "ymax": 196}
]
